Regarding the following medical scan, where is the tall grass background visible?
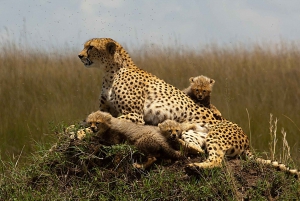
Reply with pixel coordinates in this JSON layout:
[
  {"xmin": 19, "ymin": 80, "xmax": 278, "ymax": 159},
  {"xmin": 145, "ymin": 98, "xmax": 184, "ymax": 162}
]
[{"xmin": 0, "ymin": 37, "xmax": 299, "ymax": 166}]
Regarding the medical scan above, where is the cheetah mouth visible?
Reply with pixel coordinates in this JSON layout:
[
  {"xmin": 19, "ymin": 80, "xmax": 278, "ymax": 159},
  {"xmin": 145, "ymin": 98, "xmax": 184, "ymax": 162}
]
[
  {"xmin": 82, "ymin": 58, "xmax": 93, "ymax": 66},
  {"xmin": 91, "ymin": 127, "xmax": 98, "ymax": 133},
  {"xmin": 170, "ymin": 136, "xmax": 177, "ymax": 141}
]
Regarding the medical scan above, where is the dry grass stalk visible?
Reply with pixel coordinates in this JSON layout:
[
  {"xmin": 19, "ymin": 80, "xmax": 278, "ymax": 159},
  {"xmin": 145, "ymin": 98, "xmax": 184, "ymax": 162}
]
[
  {"xmin": 269, "ymin": 113, "xmax": 278, "ymax": 161},
  {"xmin": 280, "ymin": 128, "xmax": 292, "ymax": 165},
  {"xmin": 269, "ymin": 114, "xmax": 293, "ymax": 165}
]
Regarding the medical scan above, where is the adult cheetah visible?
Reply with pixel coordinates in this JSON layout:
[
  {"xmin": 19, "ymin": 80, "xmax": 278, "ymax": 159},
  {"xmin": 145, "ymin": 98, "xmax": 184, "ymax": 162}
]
[{"xmin": 78, "ymin": 38, "xmax": 299, "ymax": 177}]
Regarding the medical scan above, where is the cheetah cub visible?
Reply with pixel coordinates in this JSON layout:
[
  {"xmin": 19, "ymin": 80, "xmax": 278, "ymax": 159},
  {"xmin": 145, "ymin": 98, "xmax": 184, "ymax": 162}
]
[
  {"xmin": 182, "ymin": 75, "xmax": 222, "ymax": 119},
  {"xmin": 158, "ymin": 120, "xmax": 207, "ymax": 155},
  {"xmin": 86, "ymin": 111, "xmax": 183, "ymax": 169},
  {"xmin": 85, "ymin": 113, "xmax": 126, "ymax": 145}
]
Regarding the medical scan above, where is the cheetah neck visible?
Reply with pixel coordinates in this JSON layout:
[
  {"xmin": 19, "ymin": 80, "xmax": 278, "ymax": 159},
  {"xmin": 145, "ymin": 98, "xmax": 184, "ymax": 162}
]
[
  {"xmin": 102, "ymin": 50, "xmax": 139, "ymax": 89},
  {"xmin": 103, "ymin": 51, "xmax": 137, "ymax": 78}
]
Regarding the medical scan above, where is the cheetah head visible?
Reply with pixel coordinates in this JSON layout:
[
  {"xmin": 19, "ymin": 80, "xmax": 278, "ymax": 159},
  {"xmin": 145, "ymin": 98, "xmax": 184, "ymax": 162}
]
[
  {"xmin": 78, "ymin": 38, "xmax": 118, "ymax": 68},
  {"xmin": 158, "ymin": 120, "xmax": 183, "ymax": 141},
  {"xmin": 189, "ymin": 76, "xmax": 215, "ymax": 100},
  {"xmin": 86, "ymin": 111, "xmax": 112, "ymax": 133}
]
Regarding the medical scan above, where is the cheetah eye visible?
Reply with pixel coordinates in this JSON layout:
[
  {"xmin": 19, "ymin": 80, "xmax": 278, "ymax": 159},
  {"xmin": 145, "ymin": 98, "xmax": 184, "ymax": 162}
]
[
  {"xmin": 168, "ymin": 130, "xmax": 172, "ymax": 133},
  {"xmin": 203, "ymin": 90, "xmax": 206, "ymax": 93},
  {"xmin": 176, "ymin": 129, "xmax": 179, "ymax": 132},
  {"xmin": 87, "ymin": 46, "xmax": 94, "ymax": 52}
]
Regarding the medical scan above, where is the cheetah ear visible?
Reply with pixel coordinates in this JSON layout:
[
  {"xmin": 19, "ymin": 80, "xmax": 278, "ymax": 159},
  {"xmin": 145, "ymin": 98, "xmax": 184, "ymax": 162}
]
[
  {"xmin": 210, "ymin": 78, "xmax": 215, "ymax": 86},
  {"xmin": 106, "ymin": 42, "xmax": 116, "ymax": 55},
  {"xmin": 189, "ymin": 77, "xmax": 195, "ymax": 83},
  {"xmin": 104, "ymin": 114, "xmax": 112, "ymax": 123},
  {"xmin": 158, "ymin": 123, "xmax": 162, "ymax": 129}
]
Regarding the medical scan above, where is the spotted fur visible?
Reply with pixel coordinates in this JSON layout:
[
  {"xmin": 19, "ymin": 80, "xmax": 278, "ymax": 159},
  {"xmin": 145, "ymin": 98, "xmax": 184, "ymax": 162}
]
[{"xmin": 78, "ymin": 38, "xmax": 299, "ymax": 177}]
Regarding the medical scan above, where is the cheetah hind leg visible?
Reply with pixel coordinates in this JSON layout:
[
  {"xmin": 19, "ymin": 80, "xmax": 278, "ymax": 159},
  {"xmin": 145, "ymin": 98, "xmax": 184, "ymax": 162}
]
[
  {"xmin": 133, "ymin": 156, "xmax": 157, "ymax": 170},
  {"xmin": 185, "ymin": 148, "xmax": 225, "ymax": 172},
  {"xmin": 178, "ymin": 139, "xmax": 205, "ymax": 155}
]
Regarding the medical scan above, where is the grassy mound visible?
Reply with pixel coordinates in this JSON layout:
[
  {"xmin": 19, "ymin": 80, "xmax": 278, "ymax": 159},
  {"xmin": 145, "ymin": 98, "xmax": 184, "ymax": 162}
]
[{"xmin": 1, "ymin": 126, "xmax": 299, "ymax": 200}]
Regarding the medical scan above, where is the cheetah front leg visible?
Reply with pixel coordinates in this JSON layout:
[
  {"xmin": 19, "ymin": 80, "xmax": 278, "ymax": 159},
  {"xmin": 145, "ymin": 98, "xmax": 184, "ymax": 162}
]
[
  {"xmin": 133, "ymin": 156, "xmax": 157, "ymax": 169},
  {"xmin": 99, "ymin": 95, "xmax": 119, "ymax": 117},
  {"xmin": 179, "ymin": 130, "xmax": 207, "ymax": 154},
  {"xmin": 185, "ymin": 141, "xmax": 225, "ymax": 171},
  {"xmin": 186, "ymin": 153, "xmax": 224, "ymax": 170},
  {"xmin": 178, "ymin": 139, "xmax": 205, "ymax": 154}
]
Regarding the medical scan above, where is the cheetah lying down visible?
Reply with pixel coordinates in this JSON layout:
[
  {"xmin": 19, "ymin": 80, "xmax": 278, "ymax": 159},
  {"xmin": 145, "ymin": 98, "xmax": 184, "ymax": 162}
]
[
  {"xmin": 78, "ymin": 38, "xmax": 299, "ymax": 177},
  {"xmin": 158, "ymin": 119, "xmax": 207, "ymax": 155},
  {"xmin": 86, "ymin": 110, "xmax": 183, "ymax": 169}
]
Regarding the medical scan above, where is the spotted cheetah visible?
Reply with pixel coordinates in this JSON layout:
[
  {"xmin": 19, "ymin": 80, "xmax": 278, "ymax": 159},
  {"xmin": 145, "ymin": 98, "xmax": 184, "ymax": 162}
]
[
  {"xmin": 183, "ymin": 75, "xmax": 222, "ymax": 119},
  {"xmin": 86, "ymin": 110, "xmax": 183, "ymax": 169},
  {"xmin": 158, "ymin": 119, "xmax": 207, "ymax": 154},
  {"xmin": 78, "ymin": 38, "xmax": 299, "ymax": 177}
]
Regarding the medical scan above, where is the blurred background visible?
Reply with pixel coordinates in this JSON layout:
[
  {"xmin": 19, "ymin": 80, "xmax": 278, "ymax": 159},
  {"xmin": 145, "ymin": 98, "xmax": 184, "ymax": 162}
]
[{"xmin": 0, "ymin": 0, "xmax": 299, "ymax": 166}]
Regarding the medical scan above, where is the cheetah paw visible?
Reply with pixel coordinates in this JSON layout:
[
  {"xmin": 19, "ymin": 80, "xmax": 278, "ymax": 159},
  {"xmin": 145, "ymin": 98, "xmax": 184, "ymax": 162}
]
[
  {"xmin": 133, "ymin": 163, "xmax": 144, "ymax": 169},
  {"xmin": 76, "ymin": 127, "xmax": 93, "ymax": 140},
  {"xmin": 184, "ymin": 163, "xmax": 202, "ymax": 174}
]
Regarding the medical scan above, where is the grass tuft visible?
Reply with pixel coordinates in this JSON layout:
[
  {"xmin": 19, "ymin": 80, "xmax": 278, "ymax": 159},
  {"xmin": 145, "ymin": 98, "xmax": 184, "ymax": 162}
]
[{"xmin": 1, "ymin": 128, "xmax": 299, "ymax": 200}]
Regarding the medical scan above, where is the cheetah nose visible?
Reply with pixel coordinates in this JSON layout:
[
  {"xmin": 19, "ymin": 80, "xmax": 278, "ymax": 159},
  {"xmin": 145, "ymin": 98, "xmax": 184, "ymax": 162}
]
[
  {"xmin": 78, "ymin": 54, "xmax": 84, "ymax": 59},
  {"xmin": 91, "ymin": 126, "xmax": 97, "ymax": 132}
]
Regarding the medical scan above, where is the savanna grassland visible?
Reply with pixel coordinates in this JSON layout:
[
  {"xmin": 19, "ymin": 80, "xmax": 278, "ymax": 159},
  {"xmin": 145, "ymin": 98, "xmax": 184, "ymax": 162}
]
[
  {"xmin": 0, "ymin": 39, "xmax": 300, "ymax": 200},
  {"xmin": 1, "ymin": 40, "xmax": 299, "ymax": 165}
]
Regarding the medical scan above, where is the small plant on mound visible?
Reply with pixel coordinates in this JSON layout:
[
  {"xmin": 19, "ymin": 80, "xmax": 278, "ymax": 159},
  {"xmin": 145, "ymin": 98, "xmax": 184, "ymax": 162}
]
[{"xmin": 40, "ymin": 124, "xmax": 147, "ymax": 178}]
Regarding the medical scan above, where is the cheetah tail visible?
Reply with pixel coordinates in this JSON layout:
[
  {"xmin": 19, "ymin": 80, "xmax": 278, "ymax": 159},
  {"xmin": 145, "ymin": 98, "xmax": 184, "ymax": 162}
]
[{"xmin": 244, "ymin": 149, "xmax": 300, "ymax": 179}]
